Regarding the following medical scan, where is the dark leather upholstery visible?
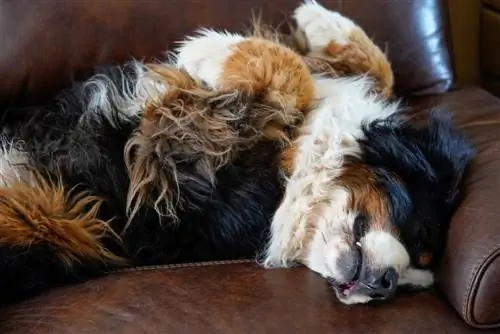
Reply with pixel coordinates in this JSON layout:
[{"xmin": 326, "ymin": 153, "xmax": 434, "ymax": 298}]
[
  {"xmin": 0, "ymin": 0, "xmax": 499, "ymax": 332},
  {"xmin": 409, "ymin": 87, "xmax": 500, "ymax": 329},
  {"xmin": 0, "ymin": 0, "xmax": 452, "ymax": 107},
  {"xmin": 0, "ymin": 261, "xmax": 490, "ymax": 334}
]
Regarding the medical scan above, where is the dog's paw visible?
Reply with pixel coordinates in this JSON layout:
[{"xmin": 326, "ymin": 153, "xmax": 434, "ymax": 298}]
[
  {"xmin": 293, "ymin": 0, "xmax": 357, "ymax": 51},
  {"xmin": 398, "ymin": 268, "xmax": 434, "ymax": 288},
  {"xmin": 175, "ymin": 29, "xmax": 245, "ymax": 88}
]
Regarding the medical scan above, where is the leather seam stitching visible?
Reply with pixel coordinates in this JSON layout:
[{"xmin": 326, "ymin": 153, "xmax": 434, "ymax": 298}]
[
  {"xmin": 463, "ymin": 246, "xmax": 500, "ymax": 326},
  {"xmin": 107, "ymin": 259, "xmax": 255, "ymax": 274}
]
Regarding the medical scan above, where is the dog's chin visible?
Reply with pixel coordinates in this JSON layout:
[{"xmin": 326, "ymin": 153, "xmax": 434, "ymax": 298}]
[{"xmin": 328, "ymin": 279, "xmax": 373, "ymax": 305}]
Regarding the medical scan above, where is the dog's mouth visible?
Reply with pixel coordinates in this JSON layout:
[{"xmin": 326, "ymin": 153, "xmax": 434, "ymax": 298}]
[{"xmin": 328, "ymin": 279, "xmax": 359, "ymax": 298}]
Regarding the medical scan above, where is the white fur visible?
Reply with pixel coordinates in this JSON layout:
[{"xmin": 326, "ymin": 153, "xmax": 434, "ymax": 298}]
[
  {"xmin": 175, "ymin": 29, "xmax": 245, "ymax": 88},
  {"xmin": 399, "ymin": 267, "xmax": 434, "ymax": 287},
  {"xmin": 264, "ymin": 75, "xmax": 399, "ymax": 269},
  {"xmin": 362, "ymin": 230, "xmax": 410, "ymax": 274},
  {"xmin": 171, "ymin": 1, "xmax": 430, "ymax": 305},
  {"xmin": 306, "ymin": 209, "xmax": 358, "ymax": 279},
  {"xmin": 0, "ymin": 138, "xmax": 29, "ymax": 187},
  {"xmin": 294, "ymin": 0, "xmax": 357, "ymax": 50},
  {"xmin": 262, "ymin": 2, "xmax": 430, "ymax": 305},
  {"xmin": 82, "ymin": 62, "xmax": 167, "ymax": 128},
  {"xmin": 336, "ymin": 293, "xmax": 372, "ymax": 305},
  {"xmin": 263, "ymin": 74, "xmax": 427, "ymax": 305}
]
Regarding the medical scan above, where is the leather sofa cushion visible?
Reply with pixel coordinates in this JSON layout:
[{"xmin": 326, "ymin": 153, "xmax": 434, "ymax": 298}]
[
  {"xmin": 409, "ymin": 86, "xmax": 500, "ymax": 328},
  {"xmin": 0, "ymin": 261, "xmax": 486, "ymax": 334},
  {"xmin": 1, "ymin": 87, "xmax": 498, "ymax": 332},
  {"xmin": 0, "ymin": 0, "xmax": 453, "ymax": 107},
  {"xmin": 483, "ymin": 0, "xmax": 500, "ymax": 12}
]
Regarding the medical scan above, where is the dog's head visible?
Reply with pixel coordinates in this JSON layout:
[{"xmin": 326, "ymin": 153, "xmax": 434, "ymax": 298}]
[{"xmin": 267, "ymin": 111, "xmax": 475, "ymax": 305}]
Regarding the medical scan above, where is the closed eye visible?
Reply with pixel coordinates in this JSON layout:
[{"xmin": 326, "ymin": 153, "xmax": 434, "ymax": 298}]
[{"xmin": 353, "ymin": 212, "xmax": 368, "ymax": 242}]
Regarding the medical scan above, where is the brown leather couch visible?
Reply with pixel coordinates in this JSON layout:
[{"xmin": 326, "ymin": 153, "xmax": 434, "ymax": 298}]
[{"xmin": 0, "ymin": 0, "xmax": 498, "ymax": 333}]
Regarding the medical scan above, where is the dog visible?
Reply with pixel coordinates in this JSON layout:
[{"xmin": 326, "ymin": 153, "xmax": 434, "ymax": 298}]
[
  {"xmin": 0, "ymin": 0, "xmax": 474, "ymax": 307},
  {"xmin": 175, "ymin": 0, "xmax": 475, "ymax": 304},
  {"xmin": 256, "ymin": 1, "xmax": 476, "ymax": 304}
]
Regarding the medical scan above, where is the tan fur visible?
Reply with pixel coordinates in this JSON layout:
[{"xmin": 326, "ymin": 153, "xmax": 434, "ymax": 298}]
[
  {"xmin": 219, "ymin": 38, "xmax": 315, "ymax": 112},
  {"xmin": 295, "ymin": 200, "xmax": 330, "ymax": 263},
  {"xmin": 321, "ymin": 28, "xmax": 394, "ymax": 98},
  {"xmin": 337, "ymin": 159, "xmax": 391, "ymax": 230},
  {"xmin": 0, "ymin": 172, "xmax": 122, "ymax": 267},
  {"xmin": 417, "ymin": 252, "xmax": 433, "ymax": 268},
  {"xmin": 249, "ymin": 20, "xmax": 393, "ymax": 98},
  {"xmin": 280, "ymin": 139, "xmax": 300, "ymax": 177},
  {"xmin": 249, "ymin": 19, "xmax": 394, "ymax": 175},
  {"xmin": 125, "ymin": 65, "xmax": 302, "ymax": 223}
]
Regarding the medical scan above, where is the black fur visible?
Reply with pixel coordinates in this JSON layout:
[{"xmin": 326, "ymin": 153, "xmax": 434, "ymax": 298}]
[
  {"xmin": 0, "ymin": 64, "xmax": 284, "ymax": 305},
  {"xmin": 0, "ymin": 62, "xmax": 475, "ymax": 306},
  {"xmin": 359, "ymin": 111, "xmax": 476, "ymax": 269}
]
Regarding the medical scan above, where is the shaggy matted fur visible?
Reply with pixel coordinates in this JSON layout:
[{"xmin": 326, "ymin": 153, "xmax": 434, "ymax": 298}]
[
  {"xmin": 0, "ymin": 0, "xmax": 474, "ymax": 307},
  {"xmin": 123, "ymin": 64, "xmax": 303, "ymax": 224},
  {"xmin": 0, "ymin": 58, "xmax": 292, "ymax": 305}
]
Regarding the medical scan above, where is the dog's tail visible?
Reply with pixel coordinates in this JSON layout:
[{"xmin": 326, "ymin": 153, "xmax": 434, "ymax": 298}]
[{"xmin": 0, "ymin": 170, "xmax": 123, "ymax": 305}]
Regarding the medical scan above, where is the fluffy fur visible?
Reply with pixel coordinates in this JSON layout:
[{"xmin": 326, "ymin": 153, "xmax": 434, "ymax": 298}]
[
  {"xmin": 0, "ymin": 60, "xmax": 290, "ymax": 305},
  {"xmin": 261, "ymin": 1, "xmax": 475, "ymax": 305},
  {"xmin": 0, "ymin": 0, "xmax": 474, "ymax": 307}
]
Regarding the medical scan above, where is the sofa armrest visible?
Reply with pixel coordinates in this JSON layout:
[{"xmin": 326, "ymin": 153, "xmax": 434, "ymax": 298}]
[
  {"xmin": 410, "ymin": 87, "xmax": 500, "ymax": 328},
  {"xmin": 439, "ymin": 143, "xmax": 500, "ymax": 328}
]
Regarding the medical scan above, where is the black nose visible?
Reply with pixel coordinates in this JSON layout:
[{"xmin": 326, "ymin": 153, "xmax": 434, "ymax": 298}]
[{"xmin": 358, "ymin": 267, "xmax": 398, "ymax": 300}]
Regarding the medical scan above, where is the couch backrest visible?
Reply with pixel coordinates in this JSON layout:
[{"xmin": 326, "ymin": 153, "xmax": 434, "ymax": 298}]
[{"xmin": 0, "ymin": 0, "xmax": 453, "ymax": 107}]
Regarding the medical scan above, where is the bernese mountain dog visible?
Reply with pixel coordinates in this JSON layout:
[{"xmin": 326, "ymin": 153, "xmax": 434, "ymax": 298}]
[{"xmin": 0, "ymin": 0, "xmax": 475, "ymax": 306}]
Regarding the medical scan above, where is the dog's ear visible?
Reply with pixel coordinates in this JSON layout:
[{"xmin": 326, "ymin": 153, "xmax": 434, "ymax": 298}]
[
  {"xmin": 359, "ymin": 110, "xmax": 476, "ymax": 204},
  {"xmin": 358, "ymin": 110, "xmax": 476, "ymax": 269},
  {"xmin": 420, "ymin": 110, "xmax": 476, "ymax": 207}
]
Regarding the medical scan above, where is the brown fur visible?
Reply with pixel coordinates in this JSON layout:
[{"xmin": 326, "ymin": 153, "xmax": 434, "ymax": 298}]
[
  {"xmin": 124, "ymin": 65, "xmax": 302, "ymax": 223},
  {"xmin": 280, "ymin": 140, "xmax": 299, "ymax": 176},
  {"xmin": 220, "ymin": 38, "xmax": 315, "ymax": 112},
  {"xmin": 0, "ymin": 172, "xmax": 121, "ymax": 267},
  {"xmin": 249, "ymin": 20, "xmax": 393, "ymax": 98},
  {"xmin": 337, "ymin": 159, "xmax": 392, "ymax": 231},
  {"xmin": 321, "ymin": 28, "xmax": 394, "ymax": 98},
  {"xmin": 417, "ymin": 252, "xmax": 433, "ymax": 268},
  {"xmin": 249, "ymin": 20, "xmax": 394, "ymax": 176}
]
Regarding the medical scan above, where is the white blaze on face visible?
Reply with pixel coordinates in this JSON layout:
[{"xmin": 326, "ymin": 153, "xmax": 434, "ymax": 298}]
[
  {"xmin": 361, "ymin": 230, "xmax": 410, "ymax": 275},
  {"xmin": 262, "ymin": 0, "xmax": 434, "ymax": 304},
  {"xmin": 362, "ymin": 230, "xmax": 434, "ymax": 288}
]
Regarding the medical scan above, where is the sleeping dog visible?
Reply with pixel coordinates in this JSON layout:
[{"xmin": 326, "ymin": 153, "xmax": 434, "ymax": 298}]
[{"xmin": 0, "ymin": 0, "xmax": 474, "ymax": 306}]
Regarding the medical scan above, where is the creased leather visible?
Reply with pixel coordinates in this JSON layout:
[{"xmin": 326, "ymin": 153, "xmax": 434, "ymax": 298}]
[
  {"xmin": 2, "ymin": 88, "xmax": 499, "ymax": 333},
  {"xmin": 0, "ymin": 0, "xmax": 498, "ymax": 332},
  {"xmin": 0, "ymin": 262, "xmax": 488, "ymax": 334},
  {"xmin": 0, "ymin": 0, "xmax": 453, "ymax": 107},
  {"xmin": 410, "ymin": 86, "xmax": 500, "ymax": 329}
]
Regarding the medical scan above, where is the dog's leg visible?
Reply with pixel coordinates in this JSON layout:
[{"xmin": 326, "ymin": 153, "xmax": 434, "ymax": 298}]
[
  {"xmin": 0, "ymin": 168, "xmax": 123, "ymax": 305},
  {"xmin": 175, "ymin": 29, "xmax": 315, "ymax": 115},
  {"xmin": 294, "ymin": 1, "xmax": 394, "ymax": 98},
  {"xmin": 174, "ymin": 29, "xmax": 318, "ymax": 189},
  {"xmin": 124, "ymin": 34, "xmax": 317, "ymax": 221}
]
